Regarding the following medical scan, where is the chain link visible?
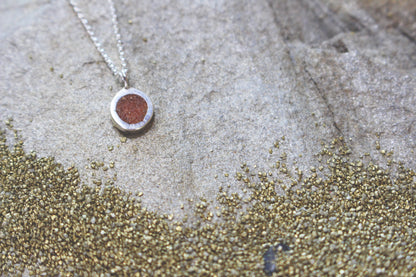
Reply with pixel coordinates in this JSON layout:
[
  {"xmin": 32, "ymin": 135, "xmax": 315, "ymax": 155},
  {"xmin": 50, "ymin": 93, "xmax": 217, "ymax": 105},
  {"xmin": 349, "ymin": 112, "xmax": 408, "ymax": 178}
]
[{"xmin": 68, "ymin": 0, "xmax": 129, "ymax": 87}]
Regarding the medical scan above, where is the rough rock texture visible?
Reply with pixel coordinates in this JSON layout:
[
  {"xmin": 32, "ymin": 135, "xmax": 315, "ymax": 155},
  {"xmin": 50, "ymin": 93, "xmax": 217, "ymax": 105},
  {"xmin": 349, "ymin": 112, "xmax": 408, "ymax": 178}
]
[{"xmin": 0, "ymin": 0, "xmax": 415, "ymax": 216}]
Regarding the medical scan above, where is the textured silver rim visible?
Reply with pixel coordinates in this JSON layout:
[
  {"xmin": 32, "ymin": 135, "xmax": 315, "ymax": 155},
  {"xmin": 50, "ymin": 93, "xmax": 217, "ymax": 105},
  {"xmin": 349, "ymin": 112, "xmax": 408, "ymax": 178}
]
[{"xmin": 110, "ymin": 88, "xmax": 153, "ymax": 133}]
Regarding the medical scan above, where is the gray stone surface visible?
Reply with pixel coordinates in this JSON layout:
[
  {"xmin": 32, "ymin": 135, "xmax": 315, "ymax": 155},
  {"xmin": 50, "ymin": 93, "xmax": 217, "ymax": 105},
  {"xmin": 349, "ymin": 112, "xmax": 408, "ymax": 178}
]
[{"xmin": 1, "ymin": 0, "xmax": 415, "ymax": 217}]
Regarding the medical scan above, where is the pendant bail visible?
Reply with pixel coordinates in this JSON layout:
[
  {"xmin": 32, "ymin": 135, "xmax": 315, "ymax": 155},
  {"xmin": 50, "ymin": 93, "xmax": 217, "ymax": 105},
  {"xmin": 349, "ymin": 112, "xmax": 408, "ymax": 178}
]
[{"xmin": 121, "ymin": 73, "xmax": 129, "ymax": 89}]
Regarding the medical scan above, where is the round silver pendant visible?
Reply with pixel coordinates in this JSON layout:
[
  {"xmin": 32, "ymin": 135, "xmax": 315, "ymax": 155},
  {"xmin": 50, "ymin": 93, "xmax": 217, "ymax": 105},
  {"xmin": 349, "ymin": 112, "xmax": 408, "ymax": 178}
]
[{"xmin": 110, "ymin": 87, "xmax": 153, "ymax": 133}]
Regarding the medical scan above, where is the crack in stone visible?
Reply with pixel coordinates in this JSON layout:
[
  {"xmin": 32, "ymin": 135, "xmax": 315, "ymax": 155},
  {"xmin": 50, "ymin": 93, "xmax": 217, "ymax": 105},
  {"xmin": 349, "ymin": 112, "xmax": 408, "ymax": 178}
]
[
  {"xmin": 397, "ymin": 27, "xmax": 416, "ymax": 45},
  {"xmin": 266, "ymin": 0, "xmax": 347, "ymax": 139},
  {"xmin": 304, "ymin": 67, "xmax": 343, "ymax": 137},
  {"xmin": 266, "ymin": 0, "xmax": 365, "ymax": 44},
  {"xmin": 265, "ymin": 0, "xmax": 289, "ymax": 42}
]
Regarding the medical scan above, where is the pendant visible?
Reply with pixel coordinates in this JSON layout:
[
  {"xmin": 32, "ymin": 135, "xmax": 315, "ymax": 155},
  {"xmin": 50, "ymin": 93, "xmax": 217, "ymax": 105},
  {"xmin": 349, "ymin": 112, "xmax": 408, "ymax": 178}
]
[{"xmin": 110, "ymin": 87, "xmax": 153, "ymax": 133}]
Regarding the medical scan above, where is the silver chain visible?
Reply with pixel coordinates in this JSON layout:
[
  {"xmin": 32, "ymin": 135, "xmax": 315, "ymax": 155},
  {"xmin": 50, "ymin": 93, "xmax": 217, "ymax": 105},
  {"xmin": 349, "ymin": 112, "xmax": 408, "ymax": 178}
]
[{"xmin": 68, "ymin": 0, "xmax": 129, "ymax": 88}]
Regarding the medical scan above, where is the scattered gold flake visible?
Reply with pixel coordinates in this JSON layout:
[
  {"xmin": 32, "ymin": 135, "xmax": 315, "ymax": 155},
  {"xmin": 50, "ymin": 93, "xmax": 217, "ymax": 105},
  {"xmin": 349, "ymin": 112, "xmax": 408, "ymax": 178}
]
[{"xmin": 0, "ymin": 129, "xmax": 415, "ymax": 276}]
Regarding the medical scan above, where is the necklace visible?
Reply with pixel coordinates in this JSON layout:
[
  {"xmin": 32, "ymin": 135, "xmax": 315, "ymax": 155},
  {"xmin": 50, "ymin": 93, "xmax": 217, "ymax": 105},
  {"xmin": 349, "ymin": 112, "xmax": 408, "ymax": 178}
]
[{"xmin": 68, "ymin": 0, "xmax": 153, "ymax": 133}]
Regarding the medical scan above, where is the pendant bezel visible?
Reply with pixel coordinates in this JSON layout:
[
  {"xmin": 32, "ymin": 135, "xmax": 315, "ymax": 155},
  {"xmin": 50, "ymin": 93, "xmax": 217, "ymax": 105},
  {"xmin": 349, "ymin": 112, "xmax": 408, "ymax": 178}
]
[{"xmin": 110, "ymin": 87, "xmax": 153, "ymax": 133}]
